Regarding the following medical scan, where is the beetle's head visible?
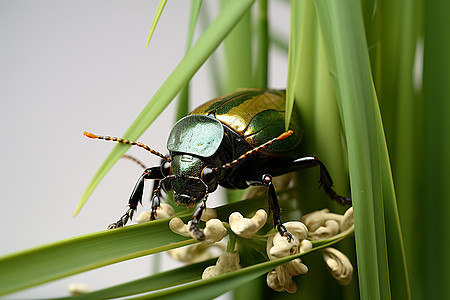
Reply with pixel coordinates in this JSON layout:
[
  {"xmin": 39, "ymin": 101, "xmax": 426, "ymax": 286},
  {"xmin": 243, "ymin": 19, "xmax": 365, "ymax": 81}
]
[
  {"xmin": 168, "ymin": 154, "xmax": 218, "ymax": 206},
  {"xmin": 165, "ymin": 115, "xmax": 223, "ymax": 206}
]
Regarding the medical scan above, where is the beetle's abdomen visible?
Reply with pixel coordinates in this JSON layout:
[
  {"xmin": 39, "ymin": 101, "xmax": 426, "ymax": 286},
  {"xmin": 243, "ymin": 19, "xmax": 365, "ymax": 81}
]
[{"xmin": 190, "ymin": 89, "xmax": 302, "ymax": 155}]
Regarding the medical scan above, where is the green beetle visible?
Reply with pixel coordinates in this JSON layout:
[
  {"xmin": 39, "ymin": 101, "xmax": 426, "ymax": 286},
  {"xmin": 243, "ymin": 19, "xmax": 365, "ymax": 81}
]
[{"xmin": 85, "ymin": 89, "xmax": 351, "ymax": 240}]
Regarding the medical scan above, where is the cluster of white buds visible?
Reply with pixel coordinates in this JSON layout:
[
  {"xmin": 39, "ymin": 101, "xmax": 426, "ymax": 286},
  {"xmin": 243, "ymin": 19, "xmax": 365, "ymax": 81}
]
[
  {"xmin": 136, "ymin": 204, "xmax": 176, "ymax": 223},
  {"xmin": 266, "ymin": 222, "xmax": 313, "ymax": 293},
  {"xmin": 229, "ymin": 209, "xmax": 267, "ymax": 238},
  {"xmin": 169, "ymin": 217, "xmax": 227, "ymax": 245},
  {"xmin": 301, "ymin": 207, "xmax": 354, "ymax": 240},
  {"xmin": 321, "ymin": 247, "xmax": 353, "ymax": 285},
  {"xmin": 168, "ymin": 242, "xmax": 226, "ymax": 264},
  {"xmin": 167, "ymin": 205, "xmax": 354, "ymax": 291},
  {"xmin": 169, "ymin": 209, "xmax": 268, "ymax": 278},
  {"xmin": 202, "ymin": 251, "xmax": 241, "ymax": 279},
  {"xmin": 301, "ymin": 207, "xmax": 354, "ymax": 286}
]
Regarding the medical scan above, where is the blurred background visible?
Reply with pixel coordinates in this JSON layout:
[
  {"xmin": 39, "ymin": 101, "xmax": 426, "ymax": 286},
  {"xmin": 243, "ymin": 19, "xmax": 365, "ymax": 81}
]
[{"xmin": 0, "ymin": 1, "xmax": 289, "ymax": 298}]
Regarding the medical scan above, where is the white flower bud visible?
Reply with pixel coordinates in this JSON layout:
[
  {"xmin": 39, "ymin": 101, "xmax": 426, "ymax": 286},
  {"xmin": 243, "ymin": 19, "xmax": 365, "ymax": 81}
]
[
  {"xmin": 198, "ymin": 219, "xmax": 227, "ymax": 244},
  {"xmin": 169, "ymin": 217, "xmax": 227, "ymax": 244},
  {"xmin": 200, "ymin": 208, "xmax": 218, "ymax": 222},
  {"xmin": 68, "ymin": 283, "xmax": 93, "ymax": 295},
  {"xmin": 229, "ymin": 209, "xmax": 267, "ymax": 238},
  {"xmin": 266, "ymin": 221, "xmax": 311, "ymax": 293},
  {"xmin": 169, "ymin": 217, "xmax": 190, "ymax": 237},
  {"xmin": 168, "ymin": 242, "xmax": 225, "ymax": 263},
  {"xmin": 136, "ymin": 204, "xmax": 175, "ymax": 223},
  {"xmin": 202, "ymin": 252, "xmax": 241, "ymax": 279},
  {"xmin": 302, "ymin": 208, "xmax": 350, "ymax": 240},
  {"xmin": 340, "ymin": 207, "xmax": 354, "ymax": 231},
  {"xmin": 268, "ymin": 222, "xmax": 309, "ymax": 259},
  {"xmin": 321, "ymin": 247, "xmax": 353, "ymax": 285}
]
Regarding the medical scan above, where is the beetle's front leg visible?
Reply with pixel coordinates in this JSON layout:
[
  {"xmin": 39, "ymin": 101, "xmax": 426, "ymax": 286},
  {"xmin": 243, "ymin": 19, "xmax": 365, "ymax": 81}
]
[
  {"xmin": 249, "ymin": 174, "xmax": 292, "ymax": 241},
  {"xmin": 189, "ymin": 201, "xmax": 207, "ymax": 241},
  {"xmin": 108, "ymin": 166, "xmax": 163, "ymax": 229}
]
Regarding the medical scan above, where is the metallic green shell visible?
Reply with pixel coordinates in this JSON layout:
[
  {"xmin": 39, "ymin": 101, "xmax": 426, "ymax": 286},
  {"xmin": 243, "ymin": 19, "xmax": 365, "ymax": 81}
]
[
  {"xmin": 189, "ymin": 89, "xmax": 303, "ymax": 155},
  {"xmin": 167, "ymin": 115, "xmax": 224, "ymax": 157}
]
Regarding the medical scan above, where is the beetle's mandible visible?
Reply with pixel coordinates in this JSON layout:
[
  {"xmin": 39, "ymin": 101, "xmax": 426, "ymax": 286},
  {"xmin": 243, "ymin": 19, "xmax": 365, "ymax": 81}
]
[{"xmin": 84, "ymin": 89, "xmax": 351, "ymax": 241}]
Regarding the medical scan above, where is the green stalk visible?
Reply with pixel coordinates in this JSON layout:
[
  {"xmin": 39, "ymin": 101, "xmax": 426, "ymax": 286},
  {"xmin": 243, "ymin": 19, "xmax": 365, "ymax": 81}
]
[
  {"xmin": 421, "ymin": 0, "xmax": 450, "ymax": 298},
  {"xmin": 315, "ymin": 0, "xmax": 410, "ymax": 298},
  {"xmin": 254, "ymin": 0, "xmax": 268, "ymax": 89},
  {"xmin": 286, "ymin": 0, "xmax": 315, "ymax": 131},
  {"xmin": 175, "ymin": 0, "xmax": 203, "ymax": 121},
  {"xmin": 221, "ymin": 0, "xmax": 253, "ymax": 92},
  {"xmin": 220, "ymin": 0, "xmax": 253, "ymax": 204}
]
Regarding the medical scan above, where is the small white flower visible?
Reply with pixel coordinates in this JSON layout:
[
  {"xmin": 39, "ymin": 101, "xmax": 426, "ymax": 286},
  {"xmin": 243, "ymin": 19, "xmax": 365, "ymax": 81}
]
[
  {"xmin": 229, "ymin": 209, "xmax": 267, "ymax": 238},
  {"xmin": 136, "ymin": 204, "xmax": 175, "ymax": 223},
  {"xmin": 68, "ymin": 283, "xmax": 93, "ymax": 295},
  {"xmin": 200, "ymin": 208, "xmax": 218, "ymax": 222},
  {"xmin": 340, "ymin": 207, "xmax": 354, "ymax": 231},
  {"xmin": 168, "ymin": 242, "xmax": 225, "ymax": 263},
  {"xmin": 266, "ymin": 222, "xmax": 312, "ymax": 293},
  {"xmin": 321, "ymin": 247, "xmax": 353, "ymax": 285},
  {"xmin": 169, "ymin": 217, "xmax": 227, "ymax": 244},
  {"xmin": 266, "ymin": 258, "xmax": 308, "ymax": 293},
  {"xmin": 202, "ymin": 252, "xmax": 241, "ymax": 279},
  {"xmin": 268, "ymin": 222, "xmax": 312, "ymax": 259},
  {"xmin": 302, "ymin": 207, "xmax": 354, "ymax": 240}
]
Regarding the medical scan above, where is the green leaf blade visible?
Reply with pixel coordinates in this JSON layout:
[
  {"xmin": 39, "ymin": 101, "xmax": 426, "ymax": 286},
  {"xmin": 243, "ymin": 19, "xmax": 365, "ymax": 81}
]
[{"xmin": 74, "ymin": 0, "xmax": 256, "ymax": 216}]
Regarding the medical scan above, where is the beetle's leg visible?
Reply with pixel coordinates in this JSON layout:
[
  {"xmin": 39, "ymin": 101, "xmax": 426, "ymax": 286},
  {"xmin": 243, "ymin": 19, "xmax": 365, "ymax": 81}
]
[
  {"xmin": 189, "ymin": 201, "xmax": 207, "ymax": 241},
  {"xmin": 271, "ymin": 156, "xmax": 351, "ymax": 205},
  {"xmin": 108, "ymin": 166, "xmax": 163, "ymax": 229},
  {"xmin": 248, "ymin": 174, "xmax": 292, "ymax": 241},
  {"xmin": 150, "ymin": 180, "xmax": 161, "ymax": 220}
]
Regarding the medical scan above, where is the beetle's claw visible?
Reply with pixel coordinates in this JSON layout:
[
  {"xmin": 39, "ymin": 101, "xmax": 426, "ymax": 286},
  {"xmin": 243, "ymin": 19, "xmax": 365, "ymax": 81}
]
[
  {"xmin": 284, "ymin": 231, "xmax": 293, "ymax": 242},
  {"xmin": 189, "ymin": 222, "xmax": 205, "ymax": 241},
  {"xmin": 107, "ymin": 221, "xmax": 122, "ymax": 229}
]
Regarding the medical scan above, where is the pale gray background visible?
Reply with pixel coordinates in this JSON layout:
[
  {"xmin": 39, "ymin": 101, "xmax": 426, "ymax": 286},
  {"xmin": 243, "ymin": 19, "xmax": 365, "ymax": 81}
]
[{"xmin": 0, "ymin": 1, "xmax": 289, "ymax": 298}]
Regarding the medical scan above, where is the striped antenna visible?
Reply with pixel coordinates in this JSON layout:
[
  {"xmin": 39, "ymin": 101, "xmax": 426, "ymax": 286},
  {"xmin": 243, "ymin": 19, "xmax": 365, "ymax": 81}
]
[
  {"xmin": 214, "ymin": 130, "xmax": 293, "ymax": 171},
  {"xmin": 83, "ymin": 131, "xmax": 170, "ymax": 161}
]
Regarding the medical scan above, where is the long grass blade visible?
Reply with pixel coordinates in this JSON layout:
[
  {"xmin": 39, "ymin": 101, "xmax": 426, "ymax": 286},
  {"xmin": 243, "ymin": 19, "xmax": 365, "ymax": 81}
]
[
  {"xmin": 146, "ymin": 0, "xmax": 168, "ymax": 49},
  {"xmin": 54, "ymin": 259, "xmax": 216, "ymax": 300},
  {"xmin": 126, "ymin": 231, "xmax": 352, "ymax": 300},
  {"xmin": 314, "ymin": 0, "xmax": 409, "ymax": 298},
  {"xmin": 0, "ymin": 219, "xmax": 193, "ymax": 296},
  {"xmin": 74, "ymin": 0, "xmax": 255, "ymax": 216},
  {"xmin": 1, "ymin": 192, "xmax": 266, "ymax": 296},
  {"xmin": 421, "ymin": 0, "xmax": 450, "ymax": 298}
]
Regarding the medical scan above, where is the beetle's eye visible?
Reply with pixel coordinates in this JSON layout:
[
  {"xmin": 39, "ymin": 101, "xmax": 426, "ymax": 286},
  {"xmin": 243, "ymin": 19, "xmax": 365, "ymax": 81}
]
[
  {"xmin": 161, "ymin": 160, "xmax": 171, "ymax": 177},
  {"xmin": 201, "ymin": 167, "xmax": 216, "ymax": 185}
]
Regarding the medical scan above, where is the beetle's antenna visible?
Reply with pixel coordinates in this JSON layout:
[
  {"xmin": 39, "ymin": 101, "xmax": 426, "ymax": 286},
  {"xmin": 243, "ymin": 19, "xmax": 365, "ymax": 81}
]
[
  {"xmin": 121, "ymin": 154, "xmax": 148, "ymax": 169},
  {"xmin": 214, "ymin": 130, "xmax": 293, "ymax": 171},
  {"xmin": 84, "ymin": 131, "xmax": 170, "ymax": 161}
]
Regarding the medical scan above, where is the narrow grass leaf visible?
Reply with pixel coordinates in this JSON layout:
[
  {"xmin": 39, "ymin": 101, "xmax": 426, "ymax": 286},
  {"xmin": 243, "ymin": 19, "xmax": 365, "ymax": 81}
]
[
  {"xmin": 128, "ymin": 232, "xmax": 351, "ymax": 300},
  {"xmin": 0, "ymin": 219, "xmax": 193, "ymax": 296},
  {"xmin": 421, "ymin": 0, "xmax": 450, "ymax": 298},
  {"xmin": 74, "ymin": 0, "xmax": 255, "ymax": 216},
  {"xmin": 314, "ymin": 0, "xmax": 394, "ymax": 298},
  {"xmin": 1, "ymin": 190, "xmax": 267, "ymax": 296},
  {"xmin": 146, "ymin": 0, "xmax": 168, "ymax": 49},
  {"xmin": 54, "ymin": 259, "xmax": 216, "ymax": 300}
]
